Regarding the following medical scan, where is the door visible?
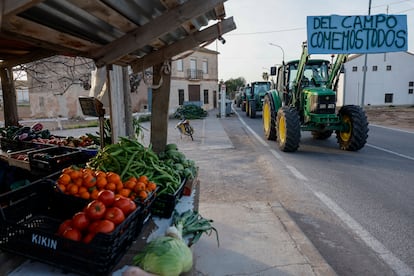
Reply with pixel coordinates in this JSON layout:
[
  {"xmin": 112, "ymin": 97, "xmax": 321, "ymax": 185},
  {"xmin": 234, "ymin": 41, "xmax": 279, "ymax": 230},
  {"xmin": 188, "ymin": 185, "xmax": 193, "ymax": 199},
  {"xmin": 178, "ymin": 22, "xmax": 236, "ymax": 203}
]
[{"xmin": 188, "ymin": 85, "xmax": 200, "ymax": 101}]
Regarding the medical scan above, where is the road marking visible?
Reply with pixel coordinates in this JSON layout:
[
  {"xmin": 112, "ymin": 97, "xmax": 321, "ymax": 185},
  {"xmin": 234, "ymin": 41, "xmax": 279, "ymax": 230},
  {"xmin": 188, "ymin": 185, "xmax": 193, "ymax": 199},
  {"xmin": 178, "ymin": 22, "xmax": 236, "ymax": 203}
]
[
  {"xmin": 367, "ymin": 144, "xmax": 414, "ymax": 161},
  {"xmin": 234, "ymin": 106, "xmax": 413, "ymax": 275},
  {"xmin": 315, "ymin": 192, "xmax": 414, "ymax": 276},
  {"xmin": 370, "ymin": 124, "xmax": 414, "ymax": 134}
]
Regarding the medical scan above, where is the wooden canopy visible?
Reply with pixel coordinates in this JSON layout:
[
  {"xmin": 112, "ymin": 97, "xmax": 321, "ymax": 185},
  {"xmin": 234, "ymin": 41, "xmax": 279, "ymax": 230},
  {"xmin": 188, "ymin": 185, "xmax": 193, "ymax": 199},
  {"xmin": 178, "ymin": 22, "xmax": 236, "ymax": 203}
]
[{"xmin": 0, "ymin": 0, "xmax": 236, "ymax": 151}]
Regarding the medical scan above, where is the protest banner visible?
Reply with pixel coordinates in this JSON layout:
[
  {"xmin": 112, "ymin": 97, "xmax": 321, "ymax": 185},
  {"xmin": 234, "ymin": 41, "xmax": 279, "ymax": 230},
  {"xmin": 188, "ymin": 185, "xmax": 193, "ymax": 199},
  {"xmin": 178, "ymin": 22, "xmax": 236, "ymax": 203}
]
[{"xmin": 307, "ymin": 14, "xmax": 407, "ymax": 54}]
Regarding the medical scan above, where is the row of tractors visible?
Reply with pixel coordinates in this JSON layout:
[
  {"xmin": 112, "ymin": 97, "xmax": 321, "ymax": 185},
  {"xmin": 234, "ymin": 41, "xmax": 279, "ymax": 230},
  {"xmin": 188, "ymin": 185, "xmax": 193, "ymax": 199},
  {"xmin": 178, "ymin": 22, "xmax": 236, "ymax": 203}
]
[{"xmin": 235, "ymin": 42, "xmax": 369, "ymax": 153}]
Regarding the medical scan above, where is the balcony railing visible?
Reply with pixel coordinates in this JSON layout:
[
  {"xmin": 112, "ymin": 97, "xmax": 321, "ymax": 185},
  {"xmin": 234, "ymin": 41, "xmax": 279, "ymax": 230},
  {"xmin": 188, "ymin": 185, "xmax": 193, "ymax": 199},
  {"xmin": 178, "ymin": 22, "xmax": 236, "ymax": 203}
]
[{"xmin": 186, "ymin": 69, "xmax": 204, "ymax": 80}]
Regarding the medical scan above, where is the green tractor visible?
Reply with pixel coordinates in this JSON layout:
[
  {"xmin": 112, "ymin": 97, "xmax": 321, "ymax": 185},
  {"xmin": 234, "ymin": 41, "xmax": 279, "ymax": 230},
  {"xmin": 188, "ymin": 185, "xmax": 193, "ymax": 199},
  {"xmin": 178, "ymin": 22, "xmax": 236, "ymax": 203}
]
[
  {"xmin": 244, "ymin": 81, "xmax": 271, "ymax": 118},
  {"xmin": 263, "ymin": 42, "xmax": 369, "ymax": 152}
]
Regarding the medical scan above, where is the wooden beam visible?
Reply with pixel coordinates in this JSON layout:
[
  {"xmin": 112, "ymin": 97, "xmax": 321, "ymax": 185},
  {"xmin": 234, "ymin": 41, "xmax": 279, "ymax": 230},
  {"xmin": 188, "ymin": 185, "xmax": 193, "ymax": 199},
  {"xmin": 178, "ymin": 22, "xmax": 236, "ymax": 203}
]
[
  {"xmin": 3, "ymin": 0, "xmax": 44, "ymax": 17},
  {"xmin": 93, "ymin": 0, "xmax": 227, "ymax": 67},
  {"xmin": 0, "ymin": 49, "xmax": 53, "ymax": 68},
  {"xmin": 131, "ymin": 17, "xmax": 236, "ymax": 73},
  {"xmin": 2, "ymin": 16, "xmax": 100, "ymax": 53}
]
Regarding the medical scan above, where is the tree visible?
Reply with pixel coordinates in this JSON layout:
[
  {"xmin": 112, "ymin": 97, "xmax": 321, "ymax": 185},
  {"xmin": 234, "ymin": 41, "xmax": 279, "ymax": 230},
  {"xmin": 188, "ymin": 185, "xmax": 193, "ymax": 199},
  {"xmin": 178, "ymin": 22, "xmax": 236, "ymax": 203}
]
[{"xmin": 224, "ymin": 77, "xmax": 246, "ymax": 99}]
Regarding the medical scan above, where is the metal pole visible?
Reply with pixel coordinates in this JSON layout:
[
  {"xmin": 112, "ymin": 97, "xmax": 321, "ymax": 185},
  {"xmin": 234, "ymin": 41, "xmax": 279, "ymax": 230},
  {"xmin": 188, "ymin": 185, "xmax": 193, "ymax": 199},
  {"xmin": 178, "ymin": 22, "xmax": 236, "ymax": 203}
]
[
  {"xmin": 269, "ymin": 43, "xmax": 285, "ymax": 63},
  {"xmin": 361, "ymin": 0, "xmax": 372, "ymax": 106}
]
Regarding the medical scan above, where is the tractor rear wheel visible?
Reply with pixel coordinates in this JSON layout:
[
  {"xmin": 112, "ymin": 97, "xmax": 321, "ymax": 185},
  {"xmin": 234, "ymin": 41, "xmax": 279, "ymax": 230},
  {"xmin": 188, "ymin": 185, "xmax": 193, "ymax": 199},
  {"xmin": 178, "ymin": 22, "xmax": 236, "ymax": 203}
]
[
  {"xmin": 263, "ymin": 94, "xmax": 276, "ymax": 140},
  {"xmin": 336, "ymin": 105, "xmax": 369, "ymax": 151},
  {"xmin": 277, "ymin": 107, "xmax": 301, "ymax": 152},
  {"xmin": 249, "ymin": 100, "xmax": 256, "ymax": 118}
]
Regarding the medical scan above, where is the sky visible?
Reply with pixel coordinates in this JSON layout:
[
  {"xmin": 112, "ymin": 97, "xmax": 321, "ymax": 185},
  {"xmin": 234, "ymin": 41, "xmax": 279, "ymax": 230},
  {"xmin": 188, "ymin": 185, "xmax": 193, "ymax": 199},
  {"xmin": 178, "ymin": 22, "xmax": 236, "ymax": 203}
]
[{"xmin": 206, "ymin": 0, "xmax": 414, "ymax": 83}]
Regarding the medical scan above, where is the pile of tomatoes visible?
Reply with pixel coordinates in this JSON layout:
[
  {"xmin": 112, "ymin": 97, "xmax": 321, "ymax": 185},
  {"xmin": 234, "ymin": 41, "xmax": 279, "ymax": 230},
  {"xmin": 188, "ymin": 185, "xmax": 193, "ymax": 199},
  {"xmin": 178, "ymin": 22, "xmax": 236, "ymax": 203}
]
[
  {"xmin": 55, "ymin": 166, "xmax": 157, "ymax": 203},
  {"xmin": 57, "ymin": 189, "xmax": 137, "ymax": 243}
]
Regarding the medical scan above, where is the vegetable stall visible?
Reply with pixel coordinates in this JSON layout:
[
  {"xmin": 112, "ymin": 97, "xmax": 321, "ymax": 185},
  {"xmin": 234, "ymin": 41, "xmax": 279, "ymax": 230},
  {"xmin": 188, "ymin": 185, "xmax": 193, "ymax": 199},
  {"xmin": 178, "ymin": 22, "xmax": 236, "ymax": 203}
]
[
  {"xmin": 0, "ymin": 1, "xmax": 234, "ymax": 275},
  {"xmin": 0, "ymin": 121, "xmax": 217, "ymax": 276}
]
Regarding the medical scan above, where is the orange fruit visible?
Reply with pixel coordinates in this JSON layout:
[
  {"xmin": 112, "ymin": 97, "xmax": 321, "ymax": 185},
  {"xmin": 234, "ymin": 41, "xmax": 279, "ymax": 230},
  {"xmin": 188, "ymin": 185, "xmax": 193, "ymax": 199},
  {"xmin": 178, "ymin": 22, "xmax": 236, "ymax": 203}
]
[
  {"xmin": 82, "ymin": 173, "xmax": 96, "ymax": 188},
  {"xmin": 118, "ymin": 188, "xmax": 132, "ymax": 198},
  {"xmin": 138, "ymin": 190, "xmax": 148, "ymax": 200},
  {"xmin": 115, "ymin": 182, "xmax": 124, "ymax": 192},
  {"xmin": 96, "ymin": 177, "xmax": 108, "ymax": 189},
  {"xmin": 58, "ymin": 173, "xmax": 71, "ymax": 185},
  {"xmin": 79, "ymin": 191, "xmax": 90, "ymax": 200},
  {"xmin": 62, "ymin": 167, "xmax": 74, "ymax": 175},
  {"xmin": 146, "ymin": 182, "xmax": 157, "ymax": 192},
  {"xmin": 107, "ymin": 172, "xmax": 121, "ymax": 184},
  {"xmin": 124, "ymin": 180, "xmax": 136, "ymax": 190},
  {"xmin": 126, "ymin": 176, "xmax": 137, "ymax": 183},
  {"xmin": 134, "ymin": 182, "xmax": 146, "ymax": 193},
  {"xmin": 67, "ymin": 184, "xmax": 79, "ymax": 195},
  {"xmin": 90, "ymin": 189, "xmax": 99, "ymax": 200},
  {"xmin": 73, "ymin": 177, "xmax": 83, "ymax": 186},
  {"xmin": 105, "ymin": 182, "xmax": 116, "ymax": 191},
  {"xmin": 138, "ymin": 175, "xmax": 149, "ymax": 184},
  {"xmin": 57, "ymin": 184, "xmax": 66, "ymax": 193}
]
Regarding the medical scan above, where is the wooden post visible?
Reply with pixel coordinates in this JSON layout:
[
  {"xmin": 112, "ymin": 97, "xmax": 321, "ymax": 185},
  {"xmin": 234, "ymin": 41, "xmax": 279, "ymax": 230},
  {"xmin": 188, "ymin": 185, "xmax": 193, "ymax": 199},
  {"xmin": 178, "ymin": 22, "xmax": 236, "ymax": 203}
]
[
  {"xmin": 122, "ymin": 66, "xmax": 134, "ymax": 139},
  {"xmin": 0, "ymin": 67, "xmax": 19, "ymax": 127},
  {"xmin": 150, "ymin": 60, "xmax": 171, "ymax": 153}
]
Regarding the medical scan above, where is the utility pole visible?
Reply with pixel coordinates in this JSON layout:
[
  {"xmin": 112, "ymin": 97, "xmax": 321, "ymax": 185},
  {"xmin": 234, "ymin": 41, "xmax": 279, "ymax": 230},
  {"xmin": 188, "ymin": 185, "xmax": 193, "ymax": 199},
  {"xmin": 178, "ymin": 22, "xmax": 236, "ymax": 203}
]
[{"xmin": 361, "ymin": 0, "xmax": 372, "ymax": 106}]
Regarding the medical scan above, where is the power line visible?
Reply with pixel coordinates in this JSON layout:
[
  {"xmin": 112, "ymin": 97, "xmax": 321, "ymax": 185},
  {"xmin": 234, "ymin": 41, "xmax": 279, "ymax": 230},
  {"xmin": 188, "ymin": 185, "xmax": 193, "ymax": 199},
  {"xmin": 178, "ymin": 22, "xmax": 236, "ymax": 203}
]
[{"xmin": 227, "ymin": 27, "xmax": 304, "ymax": 36}]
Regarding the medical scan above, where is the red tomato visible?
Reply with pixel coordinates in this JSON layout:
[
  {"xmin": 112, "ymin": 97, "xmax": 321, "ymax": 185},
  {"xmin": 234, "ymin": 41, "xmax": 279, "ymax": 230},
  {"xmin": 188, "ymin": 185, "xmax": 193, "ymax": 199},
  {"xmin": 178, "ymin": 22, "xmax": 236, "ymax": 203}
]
[
  {"xmin": 62, "ymin": 228, "xmax": 82, "ymax": 241},
  {"xmin": 82, "ymin": 232, "xmax": 96, "ymax": 244},
  {"xmin": 97, "ymin": 190, "xmax": 115, "ymax": 207},
  {"xmin": 95, "ymin": 219, "xmax": 115, "ymax": 234},
  {"xmin": 88, "ymin": 220, "xmax": 100, "ymax": 233},
  {"xmin": 72, "ymin": 212, "xmax": 90, "ymax": 231},
  {"xmin": 85, "ymin": 200, "xmax": 106, "ymax": 220},
  {"xmin": 104, "ymin": 207, "xmax": 125, "ymax": 225},
  {"xmin": 113, "ymin": 196, "xmax": 136, "ymax": 216},
  {"xmin": 57, "ymin": 219, "xmax": 72, "ymax": 235}
]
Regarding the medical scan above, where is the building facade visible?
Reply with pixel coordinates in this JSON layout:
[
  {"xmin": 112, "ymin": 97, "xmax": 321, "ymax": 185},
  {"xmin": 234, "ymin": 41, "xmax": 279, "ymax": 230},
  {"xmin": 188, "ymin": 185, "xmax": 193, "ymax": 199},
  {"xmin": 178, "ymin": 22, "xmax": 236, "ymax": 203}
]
[
  {"xmin": 168, "ymin": 47, "xmax": 219, "ymax": 113},
  {"xmin": 1, "ymin": 47, "xmax": 219, "ymax": 120},
  {"xmin": 337, "ymin": 51, "xmax": 414, "ymax": 107}
]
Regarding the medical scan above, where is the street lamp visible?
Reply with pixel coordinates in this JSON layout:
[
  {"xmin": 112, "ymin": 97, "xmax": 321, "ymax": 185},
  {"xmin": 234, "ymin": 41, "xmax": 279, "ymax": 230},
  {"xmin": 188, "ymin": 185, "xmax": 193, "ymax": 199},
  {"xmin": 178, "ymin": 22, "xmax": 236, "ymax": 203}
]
[{"xmin": 269, "ymin": 43, "xmax": 285, "ymax": 63}]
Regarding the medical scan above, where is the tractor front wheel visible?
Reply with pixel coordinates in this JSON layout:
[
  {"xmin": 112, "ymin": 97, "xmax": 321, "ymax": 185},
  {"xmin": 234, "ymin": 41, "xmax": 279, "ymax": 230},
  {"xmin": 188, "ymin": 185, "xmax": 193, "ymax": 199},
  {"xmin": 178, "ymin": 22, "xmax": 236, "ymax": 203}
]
[
  {"xmin": 249, "ymin": 100, "xmax": 256, "ymax": 118},
  {"xmin": 263, "ymin": 94, "xmax": 276, "ymax": 140},
  {"xmin": 336, "ymin": 105, "xmax": 369, "ymax": 151},
  {"xmin": 277, "ymin": 107, "xmax": 301, "ymax": 152}
]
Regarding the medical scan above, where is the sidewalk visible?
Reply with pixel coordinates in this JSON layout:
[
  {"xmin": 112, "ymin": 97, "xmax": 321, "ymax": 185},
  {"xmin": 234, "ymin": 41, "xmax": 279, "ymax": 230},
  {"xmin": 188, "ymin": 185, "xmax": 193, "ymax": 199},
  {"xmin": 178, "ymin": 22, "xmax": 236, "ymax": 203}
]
[
  {"xmin": 7, "ymin": 109, "xmax": 336, "ymax": 275},
  {"xmin": 162, "ymin": 110, "xmax": 336, "ymax": 276}
]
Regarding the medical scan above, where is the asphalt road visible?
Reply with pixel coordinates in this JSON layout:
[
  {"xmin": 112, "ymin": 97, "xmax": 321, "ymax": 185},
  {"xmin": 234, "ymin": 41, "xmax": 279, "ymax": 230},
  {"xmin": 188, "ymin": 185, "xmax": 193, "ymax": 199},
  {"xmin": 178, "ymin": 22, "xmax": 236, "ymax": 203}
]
[{"xmin": 233, "ymin": 107, "xmax": 414, "ymax": 276}]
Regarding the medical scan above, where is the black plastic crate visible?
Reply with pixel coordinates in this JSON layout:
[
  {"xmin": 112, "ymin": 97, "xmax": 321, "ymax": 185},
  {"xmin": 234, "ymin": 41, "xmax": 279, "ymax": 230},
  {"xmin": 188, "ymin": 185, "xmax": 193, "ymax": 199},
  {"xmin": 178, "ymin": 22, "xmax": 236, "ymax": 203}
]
[
  {"xmin": 28, "ymin": 146, "xmax": 89, "ymax": 172},
  {"xmin": 0, "ymin": 137, "xmax": 35, "ymax": 152},
  {"xmin": 151, "ymin": 178, "xmax": 186, "ymax": 218},
  {"xmin": 0, "ymin": 180, "xmax": 141, "ymax": 276}
]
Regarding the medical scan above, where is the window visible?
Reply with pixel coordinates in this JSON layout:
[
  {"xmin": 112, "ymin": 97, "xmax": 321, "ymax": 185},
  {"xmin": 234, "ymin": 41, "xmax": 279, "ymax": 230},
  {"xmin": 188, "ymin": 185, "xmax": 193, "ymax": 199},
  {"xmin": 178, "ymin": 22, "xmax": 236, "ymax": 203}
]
[
  {"xmin": 202, "ymin": 60, "xmax": 208, "ymax": 74},
  {"xmin": 178, "ymin": 89, "xmax": 184, "ymax": 105},
  {"xmin": 372, "ymin": 65, "xmax": 378, "ymax": 71},
  {"xmin": 352, "ymin": 66, "xmax": 358, "ymax": 72},
  {"xmin": 16, "ymin": 88, "xmax": 29, "ymax": 104},
  {"xmin": 409, "ymin": 89, "xmax": 413, "ymax": 94},
  {"xmin": 176, "ymin": 59, "xmax": 183, "ymax": 72},
  {"xmin": 203, "ymin": 89, "xmax": 209, "ymax": 104},
  {"xmin": 386, "ymin": 65, "xmax": 392, "ymax": 71},
  {"xmin": 384, "ymin": 93, "xmax": 393, "ymax": 103},
  {"xmin": 409, "ymin": 81, "xmax": 414, "ymax": 87}
]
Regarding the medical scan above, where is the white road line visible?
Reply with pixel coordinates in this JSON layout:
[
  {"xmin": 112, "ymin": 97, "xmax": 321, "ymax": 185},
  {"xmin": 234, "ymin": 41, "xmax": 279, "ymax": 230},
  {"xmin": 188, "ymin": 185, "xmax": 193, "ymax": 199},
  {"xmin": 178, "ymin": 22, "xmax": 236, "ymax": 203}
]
[
  {"xmin": 234, "ymin": 106, "xmax": 413, "ymax": 275},
  {"xmin": 370, "ymin": 124, "xmax": 414, "ymax": 134},
  {"xmin": 315, "ymin": 192, "xmax": 414, "ymax": 276},
  {"xmin": 367, "ymin": 144, "xmax": 414, "ymax": 161}
]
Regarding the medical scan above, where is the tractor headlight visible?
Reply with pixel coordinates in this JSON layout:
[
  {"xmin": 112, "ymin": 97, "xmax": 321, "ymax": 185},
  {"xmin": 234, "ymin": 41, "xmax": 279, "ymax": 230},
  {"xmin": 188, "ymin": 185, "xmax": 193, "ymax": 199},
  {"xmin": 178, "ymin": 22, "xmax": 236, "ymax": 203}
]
[{"xmin": 319, "ymin": 103, "xmax": 327, "ymax": 109}]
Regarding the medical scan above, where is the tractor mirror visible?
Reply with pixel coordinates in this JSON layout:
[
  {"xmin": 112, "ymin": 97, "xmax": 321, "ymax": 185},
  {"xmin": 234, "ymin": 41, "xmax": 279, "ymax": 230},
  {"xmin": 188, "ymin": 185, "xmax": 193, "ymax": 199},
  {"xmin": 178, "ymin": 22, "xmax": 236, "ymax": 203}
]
[{"xmin": 270, "ymin": 66, "xmax": 277, "ymax": 76}]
